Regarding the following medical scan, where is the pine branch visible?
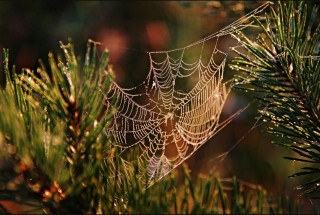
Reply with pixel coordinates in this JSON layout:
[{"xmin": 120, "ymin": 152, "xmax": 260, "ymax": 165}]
[
  {"xmin": 0, "ymin": 39, "xmax": 117, "ymax": 213},
  {"xmin": 231, "ymin": 1, "xmax": 320, "ymax": 196},
  {"xmin": 17, "ymin": 39, "xmax": 118, "ymax": 213},
  {"xmin": 0, "ymin": 49, "xmax": 67, "ymax": 213}
]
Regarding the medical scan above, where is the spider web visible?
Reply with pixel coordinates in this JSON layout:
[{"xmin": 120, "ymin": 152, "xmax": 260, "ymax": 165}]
[{"xmin": 104, "ymin": 2, "xmax": 271, "ymax": 185}]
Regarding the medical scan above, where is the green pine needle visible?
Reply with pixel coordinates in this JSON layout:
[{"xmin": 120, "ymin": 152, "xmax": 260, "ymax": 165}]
[{"xmin": 231, "ymin": 0, "xmax": 320, "ymax": 196}]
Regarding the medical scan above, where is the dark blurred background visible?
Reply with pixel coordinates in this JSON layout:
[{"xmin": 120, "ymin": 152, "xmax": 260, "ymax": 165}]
[{"xmin": 0, "ymin": 0, "xmax": 314, "ymax": 210}]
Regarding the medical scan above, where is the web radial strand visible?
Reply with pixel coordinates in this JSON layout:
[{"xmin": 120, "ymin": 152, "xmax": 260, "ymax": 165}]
[{"xmin": 103, "ymin": 2, "xmax": 271, "ymax": 185}]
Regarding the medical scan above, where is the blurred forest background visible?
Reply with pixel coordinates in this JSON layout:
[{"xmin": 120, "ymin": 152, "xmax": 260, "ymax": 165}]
[{"xmin": 0, "ymin": 0, "xmax": 315, "ymax": 209}]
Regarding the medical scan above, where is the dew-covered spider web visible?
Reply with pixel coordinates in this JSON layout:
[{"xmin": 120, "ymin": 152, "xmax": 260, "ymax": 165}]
[{"xmin": 104, "ymin": 2, "xmax": 271, "ymax": 185}]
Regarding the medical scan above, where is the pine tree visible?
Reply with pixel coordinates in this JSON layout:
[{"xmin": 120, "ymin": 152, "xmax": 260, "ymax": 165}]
[{"xmin": 231, "ymin": 0, "xmax": 320, "ymax": 197}]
